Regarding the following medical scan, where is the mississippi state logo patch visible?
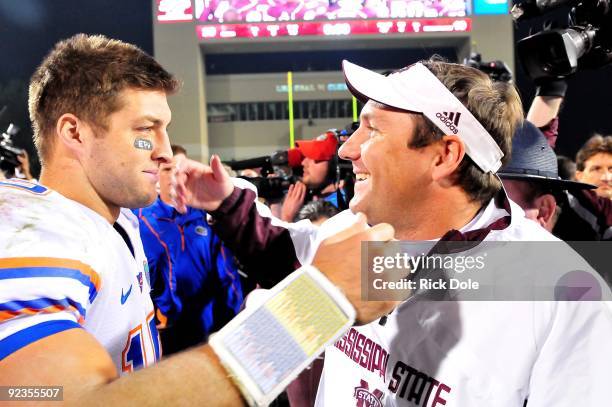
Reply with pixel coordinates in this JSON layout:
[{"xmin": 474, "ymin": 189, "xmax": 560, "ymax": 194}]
[{"xmin": 354, "ymin": 379, "xmax": 384, "ymax": 407}]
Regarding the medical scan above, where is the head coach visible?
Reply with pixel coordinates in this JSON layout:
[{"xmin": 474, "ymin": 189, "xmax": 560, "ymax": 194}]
[{"xmin": 173, "ymin": 58, "xmax": 612, "ymax": 407}]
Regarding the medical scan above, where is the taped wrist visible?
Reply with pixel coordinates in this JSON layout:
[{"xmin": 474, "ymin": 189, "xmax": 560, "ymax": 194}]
[{"xmin": 209, "ymin": 265, "xmax": 355, "ymax": 406}]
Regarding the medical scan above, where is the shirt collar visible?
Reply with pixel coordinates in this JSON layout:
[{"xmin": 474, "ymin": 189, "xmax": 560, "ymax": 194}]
[{"xmin": 434, "ymin": 187, "xmax": 513, "ymax": 251}]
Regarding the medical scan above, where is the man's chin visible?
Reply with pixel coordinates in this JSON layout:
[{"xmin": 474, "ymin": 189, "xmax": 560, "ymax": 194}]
[
  {"xmin": 596, "ymin": 187, "xmax": 612, "ymax": 199},
  {"xmin": 348, "ymin": 196, "xmax": 368, "ymax": 216},
  {"xmin": 126, "ymin": 192, "xmax": 157, "ymax": 209}
]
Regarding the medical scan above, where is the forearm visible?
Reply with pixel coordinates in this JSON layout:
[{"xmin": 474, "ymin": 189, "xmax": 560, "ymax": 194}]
[
  {"xmin": 211, "ymin": 186, "xmax": 305, "ymax": 287},
  {"xmin": 73, "ymin": 345, "xmax": 243, "ymax": 406},
  {"xmin": 526, "ymin": 96, "xmax": 563, "ymax": 127}
]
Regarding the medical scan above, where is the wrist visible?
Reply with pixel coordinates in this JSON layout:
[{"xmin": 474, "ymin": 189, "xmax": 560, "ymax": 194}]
[
  {"xmin": 210, "ymin": 186, "xmax": 241, "ymax": 216},
  {"xmin": 209, "ymin": 265, "xmax": 355, "ymax": 406}
]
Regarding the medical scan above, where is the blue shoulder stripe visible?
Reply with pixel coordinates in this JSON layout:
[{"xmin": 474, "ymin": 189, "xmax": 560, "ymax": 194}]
[
  {"xmin": 0, "ymin": 267, "xmax": 99, "ymax": 303},
  {"xmin": 0, "ymin": 180, "xmax": 49, "ymax": 195},
  {"xmin": 0, "ymin": 297, "xmax": 86, "ymax": 320},
  {"xmin": 0, "ymin": 320, "xmax": 81, "ymax": 360}
]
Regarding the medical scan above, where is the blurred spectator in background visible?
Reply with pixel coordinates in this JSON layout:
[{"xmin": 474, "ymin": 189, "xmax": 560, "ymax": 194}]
[
  {"xmin": 0, "ymin": 150, "xmax": 34, "ymax": 181},
  {"xmin": 557, "ymin": 155, "xmax": 576, "ymax": 181},
  {"xmin": 575, "ymin": 134, "xmax": 612, "ymax": 199},
  {"xmin": 15, "ymin": 150, "xmax": 34, "ymax": 180},
  {"xmin": 281, "ymin": 132, "xmax": 346, "ymax": 221},
  {"xmin": 0, "ymin": 122, "xmax": 35, "ymax": 180},
  {"xmin": 525, "ymin": 77, "xmax": 611, "ymax": 240},
  {"xmin": 499, "ymin": 121, "xmax": 596, "ymax": 233},
  {"xmin": 136, "ymin": 144, "xmax": 244, "ymax": 355},
  {"xmin": 295, "ymin": 200, "xmax": 340, "ymax": 225}
]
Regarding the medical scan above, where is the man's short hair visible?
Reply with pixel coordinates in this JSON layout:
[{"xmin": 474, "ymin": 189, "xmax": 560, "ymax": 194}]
[
  {"xmin": 575, "ymin": 134, "xmax": 612, "ymax": 171},
  {"xmin": 409, "ymin": 59, "xmax": 523, "ymax": 204},
  {"xmin": 296, "ymin": 200, "xmax": 340, "ymax": 223},
  {"xmin": 171, "ymin": 144, "xmax": 188, "ymax": 157},
  {"xmin": 29, "ymin": 34, "xmax": 180, "ymax": 163},
  {"xmin": 557, "ymin": 155, "xmax": 576, "ymax": 181}
]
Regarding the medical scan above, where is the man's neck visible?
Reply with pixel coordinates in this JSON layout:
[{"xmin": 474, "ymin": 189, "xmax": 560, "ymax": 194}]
[
  {"xmin": 39, "ymin": 164, "xmax": 119, "ymax": 224},
  {"xmin": 393, "ymin": 190, "xmax": 484, "ymax": 241}
]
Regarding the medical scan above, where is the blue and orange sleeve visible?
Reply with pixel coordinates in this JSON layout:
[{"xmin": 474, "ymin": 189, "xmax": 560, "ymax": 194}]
[{"xmin": 0, "ymin": 257, "xmax": 101, "ymax": 359}]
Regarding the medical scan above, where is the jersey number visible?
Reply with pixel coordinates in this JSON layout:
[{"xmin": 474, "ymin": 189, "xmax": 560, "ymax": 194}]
[{"xmin": 122, "ymin": 312, "xmax": 161, "ymax": 372}]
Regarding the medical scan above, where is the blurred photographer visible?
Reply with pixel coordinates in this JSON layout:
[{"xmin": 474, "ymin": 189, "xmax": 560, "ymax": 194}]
[
  {"xmin": 281, "ymin": 132, "xmax": 347, "ymax": 221},
  {"xmin": 0, "ymin": 124, "xmax": 34, "ymax": 181}
]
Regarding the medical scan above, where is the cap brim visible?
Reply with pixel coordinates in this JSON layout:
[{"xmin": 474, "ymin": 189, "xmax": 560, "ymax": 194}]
[
  {"xmin": 296, "ymin": 137, "xmax": 337, "ymax": 161},
  {"xmin": 342, "ymin": 60, "xmax": 422, "ymax": 113},
  {"xmin": 499, "ymin": 172, "xmax": 596, "ymax": 191}
]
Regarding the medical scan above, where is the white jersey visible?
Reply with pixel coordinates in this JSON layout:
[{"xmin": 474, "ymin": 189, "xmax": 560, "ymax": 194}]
[
  {"xmin": 0, "ymin": 179, "xmax": 159, "ymax": 373},
  {"xmin": 314, "ymin": 197, "xmax": 612, "ymax": 407}
]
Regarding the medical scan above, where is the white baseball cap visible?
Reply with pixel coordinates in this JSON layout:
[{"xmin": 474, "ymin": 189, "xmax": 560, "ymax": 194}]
[{"xmin": 342, "ymin": 60, "xmax": 504, "ymax": 173}]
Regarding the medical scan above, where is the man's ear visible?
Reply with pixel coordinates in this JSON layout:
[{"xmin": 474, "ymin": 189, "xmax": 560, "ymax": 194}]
[
  {"xmin": 534, "ymin": 193, "xmax": 557, "ymax": 229},
  {"xmin": 56, "ymin": 113, "xmax": 88, "ymax": 155},
  {"xmin": 431, "ymin": 134, "xmax": 466, "ymax": 183}
]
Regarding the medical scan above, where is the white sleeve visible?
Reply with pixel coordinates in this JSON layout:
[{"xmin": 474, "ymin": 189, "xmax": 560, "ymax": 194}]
[
  {"xmin": 0, "ymin": 185, "xmax": 100, "ymax": 359},
  {"xmin": 527, "ymin": 301, "xmax": 612, "ymax": 406}
]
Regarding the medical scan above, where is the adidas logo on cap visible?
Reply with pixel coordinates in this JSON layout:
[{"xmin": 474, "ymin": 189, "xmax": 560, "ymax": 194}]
[{"xmin": 435, "ymin": 111, "xmax": 461, "ymax": 134}]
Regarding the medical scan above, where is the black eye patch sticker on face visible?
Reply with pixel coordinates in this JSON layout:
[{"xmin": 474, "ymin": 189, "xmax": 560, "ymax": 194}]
[{"xmin": 134, "ymin": 138, "xmax": 153, "ymax": 150}]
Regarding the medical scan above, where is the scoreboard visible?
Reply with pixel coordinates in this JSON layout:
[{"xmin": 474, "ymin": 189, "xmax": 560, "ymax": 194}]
[{"xmin": 156, "ymin": 0, "xmax": 507, "ymax": 39}]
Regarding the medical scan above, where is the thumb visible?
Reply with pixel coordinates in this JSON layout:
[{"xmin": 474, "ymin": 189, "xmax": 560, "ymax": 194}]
[
  {"xmin": 210, "ymin": 155, "xmax": 229, "ymax": 182},
  {"xmin": 323, "ymin": 212, "xmax": 368, "ymax": 245}
]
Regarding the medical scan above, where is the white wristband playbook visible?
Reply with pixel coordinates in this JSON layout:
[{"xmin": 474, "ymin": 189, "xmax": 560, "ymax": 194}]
[{"xmin": 209, "ymin": 265, "xmax": 356, "ymax": 406}]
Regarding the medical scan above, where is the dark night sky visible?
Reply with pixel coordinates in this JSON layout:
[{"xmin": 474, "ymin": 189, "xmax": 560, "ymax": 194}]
[
  {"xmin": 0, "ymin": 0, "xmax": 153, "ymax": 81},
  {"xmin": 0, "ymin": 0, "xmax": 611, "ymax": 167},
  {"xmin": 0, "ymin": 0, "xmax": 153, "ymax": 170}
]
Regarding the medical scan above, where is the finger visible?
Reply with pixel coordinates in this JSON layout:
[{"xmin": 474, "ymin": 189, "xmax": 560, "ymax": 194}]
[
  {"xmin": 174, "ymin": 173, "xmax": 188, "ymax": 213},
  {"xmin": 210, "ymin": 155, "xmax": 228, "ymax": 182},
  {"xmin": 174, "ymin": 153, "xmax": 185, "ymax": 168},
  {"xmin": 181, "ymin": 157, "xmax": 211, "ymax": 176},
  {"xmin": 297, "ymin": 185, "xmax": 306, "ymax": 201},
  {"xmin": 323, "ymin": 212, "xmax": 368, "ymax": 244},
  {"xmin": 173, "ymin": 186, "xmax": 187, "ymax": 213},
  {"xmin": 173, "ymin": 165, "xmax": 189, "ymax": 213},
  {"xmin": 287, "ymin": 184, "xmax": 295, "ymax": 196}
]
